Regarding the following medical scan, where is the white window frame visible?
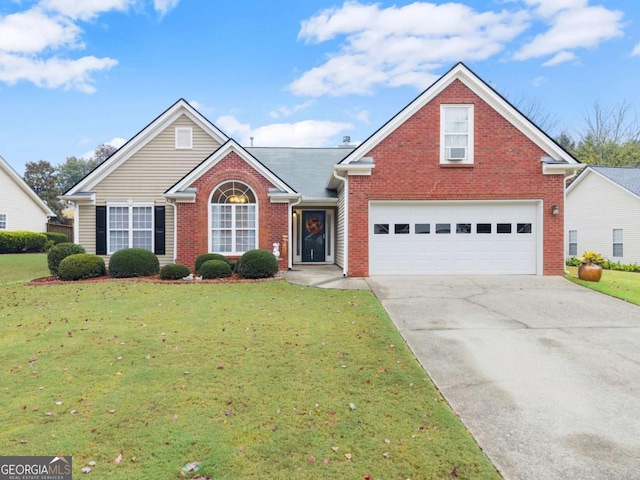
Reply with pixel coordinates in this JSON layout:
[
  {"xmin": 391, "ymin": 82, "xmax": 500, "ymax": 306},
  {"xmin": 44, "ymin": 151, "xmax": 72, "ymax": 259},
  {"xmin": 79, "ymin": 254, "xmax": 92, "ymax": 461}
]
[
  {"xmin": 107, "ymin": 202, "xmax": 154, "ymax": 254},
  {"xmin": 613, "ymin": 228, "xmax": 623, "ymax": 258},
  {"xmin": 209, "ymin": 182, "xmax": 258, "ymax": 255},
  {"xmin": 568, "ymin": 230, "xmax": 577, "ymax": 256},
  {"xmin": 0, "ymin": 213, "xmax": 6, "ymax": 229},
  {"xmin": 175, "ymin": 127, "xmax": 193, "ymax": 149},
  {"xmin": 440, "ymin": 104, "xmax": 474, "ymax": 164}
]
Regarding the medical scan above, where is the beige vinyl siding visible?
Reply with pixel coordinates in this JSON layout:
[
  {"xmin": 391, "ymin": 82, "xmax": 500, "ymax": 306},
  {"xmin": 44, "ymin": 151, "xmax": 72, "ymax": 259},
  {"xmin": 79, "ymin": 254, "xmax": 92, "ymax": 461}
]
[
  {"xmin": 566, "ymin": 171, "xmax": 640, "ymax": 264},
  {"xmin": 0, "ymin": 167, "xmax": 49, "ymax": 232},
  {"xmin": 335, "ymin": 183, "xmax": 345, "ymax": 268}
]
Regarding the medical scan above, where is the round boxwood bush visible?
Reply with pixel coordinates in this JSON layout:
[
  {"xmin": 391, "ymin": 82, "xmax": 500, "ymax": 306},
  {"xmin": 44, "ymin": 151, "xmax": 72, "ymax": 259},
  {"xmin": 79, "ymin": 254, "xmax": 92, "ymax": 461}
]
[
  {"xmin": 47, "ymin": 242, "xmax": 86, "ymax": 276},
  {"xmin": 199, "ymin": 259, "xmax": 232, "ymax": 279},
  {"xmin": 108, "ymin": 248, "xmax": 160, "ymax": 278},
  {"xmin": 58, "ymin": 254, "xmax": 105, "ymax": 281},
  {"xmin": 195, "ymin": 253, "xmax": 230, "ymax": 273},
  {"xmin": 236, "ymin": 249, "xmax": 279, "ymax": 279},
  {"xmin": 160, "ymin": 263, "xmax": 192, "ymax": 280}
]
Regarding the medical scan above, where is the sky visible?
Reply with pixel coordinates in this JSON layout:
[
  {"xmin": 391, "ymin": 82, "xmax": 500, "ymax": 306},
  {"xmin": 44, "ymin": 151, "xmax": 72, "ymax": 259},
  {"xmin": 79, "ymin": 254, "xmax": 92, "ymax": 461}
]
[{"xmin": 0, "ymin": 0, "xmax": 638, "ymax": 175}]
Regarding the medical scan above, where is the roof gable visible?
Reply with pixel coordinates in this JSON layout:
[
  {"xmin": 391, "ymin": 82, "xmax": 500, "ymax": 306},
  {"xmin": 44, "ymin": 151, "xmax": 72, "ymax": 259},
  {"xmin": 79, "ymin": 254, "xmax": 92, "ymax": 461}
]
[
  {"xmin": 567, "ymin": 166, "xmax": 640, "ymax": 201},
  {"xmin": 0, "ymin": 155, "xmax": 55, "ymax": 217},
  {"xmin": 166, "ymin": 140, "xmax": 296, "ymax": 197},
  {"xmin": 339, "ymin": 62, "xmax": 578, "ymax": 166},
  {"xmin": 64, "ymin": 99, "xmax": 228, "ymax": 196}
]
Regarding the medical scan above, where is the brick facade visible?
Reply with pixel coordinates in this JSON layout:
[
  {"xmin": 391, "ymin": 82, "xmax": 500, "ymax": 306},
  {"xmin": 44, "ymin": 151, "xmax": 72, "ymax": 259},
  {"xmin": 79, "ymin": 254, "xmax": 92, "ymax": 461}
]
[
  {"xmin": 175, "ymin": 151, "xmax": 288, "ymax": 270},
  {"xmin": 346, "ymin": 79, "xmax": 566, "ymax": 277}
]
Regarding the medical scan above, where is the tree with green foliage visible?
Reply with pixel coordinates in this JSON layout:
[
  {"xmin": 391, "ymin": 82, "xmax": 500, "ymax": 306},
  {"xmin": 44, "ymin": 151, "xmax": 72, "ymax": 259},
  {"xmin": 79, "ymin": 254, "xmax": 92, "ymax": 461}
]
[
  {"xmin": 57, "ymin": 156, "xmax": 98, "ymax": 193},
  {"xmin": 23, "ymin": 160, "xmax": 65, "ymax": 221}
]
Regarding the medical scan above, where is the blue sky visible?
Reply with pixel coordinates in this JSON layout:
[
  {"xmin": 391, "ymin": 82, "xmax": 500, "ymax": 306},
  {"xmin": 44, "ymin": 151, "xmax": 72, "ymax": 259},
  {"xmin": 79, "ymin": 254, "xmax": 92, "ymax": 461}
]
[{"xmin": 1, "ymin": 0, "xmax": 638, "ymax": 175}]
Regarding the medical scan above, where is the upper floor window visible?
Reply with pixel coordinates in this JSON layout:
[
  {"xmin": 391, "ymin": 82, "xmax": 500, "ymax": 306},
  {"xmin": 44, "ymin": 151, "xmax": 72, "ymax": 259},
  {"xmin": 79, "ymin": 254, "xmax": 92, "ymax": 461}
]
[
  {"xmin": 175, "ymin": 127, "xmax": 193, "ymax": 149},
  {"xmin": 441, "ymin": 105, "xmax": 474, "ymax": 164},
  {"xmin": 0, "ymin": 213, "xmax": 6, "ymax": 229},
  {"xmin": 210, "ymin": 181, "xmax": 257, "ymax": 255}
]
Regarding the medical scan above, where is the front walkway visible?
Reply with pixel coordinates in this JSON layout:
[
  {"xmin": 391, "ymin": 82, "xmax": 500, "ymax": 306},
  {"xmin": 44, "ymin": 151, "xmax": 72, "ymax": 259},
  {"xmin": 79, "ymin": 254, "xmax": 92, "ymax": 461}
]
[{"xmin": 285, "ymin": 265, "xmax": 369, "ymax": 290}]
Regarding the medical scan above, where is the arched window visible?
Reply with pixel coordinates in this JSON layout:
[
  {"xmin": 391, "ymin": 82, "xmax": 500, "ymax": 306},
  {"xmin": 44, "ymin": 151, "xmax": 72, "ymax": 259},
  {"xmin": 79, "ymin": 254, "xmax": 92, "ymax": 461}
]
[{"xmin": 210, "ymin": 181, "xmax": 257, "ymax": 254}]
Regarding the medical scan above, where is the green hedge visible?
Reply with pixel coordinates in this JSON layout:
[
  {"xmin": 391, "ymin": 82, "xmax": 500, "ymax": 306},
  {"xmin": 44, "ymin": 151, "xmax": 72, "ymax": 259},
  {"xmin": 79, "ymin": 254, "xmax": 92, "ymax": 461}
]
[
  {"xmin": 236, "ymin": 249, "xmax": 279, "ymax": 279},
  {"xmin": 200, "ymin": 259, "xmax": 232, "ymax": 279},
  {"xmin": 108, "ymin": 248, "xmax": 160, "ymax": 278},
  {"xmin": 0, "ymin": 231, "xmax": 48, "ymax": 254},
  {"xmin": 45, "ymin": 232, "xmax": 69, "ymax": 245},
  {"xmin": 160, "ymin": 263, "xmax": 192, "ymax": 280},
  {"xmin": 47, "ymin": 243, "xmax": 86, "ymax": 276},
  {"xmin": 195, "ymin": 253, "xmax": 230, "ymax": 273},
  {"xmin": 58, "ymin": 254, "xmax": 106, "ymax": 281}
]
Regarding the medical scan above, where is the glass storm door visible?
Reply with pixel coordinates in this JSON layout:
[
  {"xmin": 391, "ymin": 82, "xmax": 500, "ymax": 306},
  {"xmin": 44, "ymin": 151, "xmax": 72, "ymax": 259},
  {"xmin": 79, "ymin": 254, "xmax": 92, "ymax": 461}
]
[{"xmin": 302, "ymin": 211, "xmax": 326, "ymax": 262}]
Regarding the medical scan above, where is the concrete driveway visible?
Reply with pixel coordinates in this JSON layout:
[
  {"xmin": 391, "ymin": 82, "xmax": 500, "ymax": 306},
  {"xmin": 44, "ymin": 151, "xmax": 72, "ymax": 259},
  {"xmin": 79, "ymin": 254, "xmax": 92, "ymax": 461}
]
[{"xmin": 367, "ymin": 275, "xmax": 640, "ymax": 480}]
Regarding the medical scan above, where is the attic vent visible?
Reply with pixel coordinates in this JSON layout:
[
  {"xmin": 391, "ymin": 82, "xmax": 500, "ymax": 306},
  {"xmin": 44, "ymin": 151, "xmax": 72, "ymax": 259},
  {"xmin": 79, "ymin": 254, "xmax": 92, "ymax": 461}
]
[
  {"xmin": 445, "ymin": 147, "xmax": 466, "ymax": 161},
  {"xmin": 175, "ymin": 127, "xmax": 193, "ymax": 149}
]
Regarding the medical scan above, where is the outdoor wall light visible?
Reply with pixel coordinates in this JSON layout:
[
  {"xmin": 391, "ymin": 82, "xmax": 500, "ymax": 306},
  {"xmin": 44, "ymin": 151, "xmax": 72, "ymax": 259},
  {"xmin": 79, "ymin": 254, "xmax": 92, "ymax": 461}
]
[{"xmin": 551, "ymin": 204, "xmax": 560, "ymax": 216}]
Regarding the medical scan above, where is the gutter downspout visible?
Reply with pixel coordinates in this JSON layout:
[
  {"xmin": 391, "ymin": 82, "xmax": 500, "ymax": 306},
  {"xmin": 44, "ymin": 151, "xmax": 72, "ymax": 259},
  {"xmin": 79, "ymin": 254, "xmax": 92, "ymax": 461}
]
[
  {"xmin": 564, "ymin": 169, "xmax": 579, "ymax": 275},
  {"xmin": 332, "ymin": 170, "xmax": 348, "ymax": 277},
  {"xmin": 288, "ymin": 195, "xmax": 302, "ymax": 270}
]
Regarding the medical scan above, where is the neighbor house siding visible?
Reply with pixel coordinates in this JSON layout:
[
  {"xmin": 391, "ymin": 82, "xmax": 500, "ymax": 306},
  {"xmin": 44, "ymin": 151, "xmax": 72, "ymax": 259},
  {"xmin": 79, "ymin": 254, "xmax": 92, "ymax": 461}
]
[
  {"xmin": 566, "ymin": 171, "xmax": 640, "ymax": 264},
  {"xmin": 78, "ymin": 114, "xmax": 219, "ymax": 265},
  {"xmin": 346, "ymin": 79, "xmax": 565, "ymax": 276},
  {"xmin": 0, "ymin": 164, "xmax": 50, "ymax": 232}
]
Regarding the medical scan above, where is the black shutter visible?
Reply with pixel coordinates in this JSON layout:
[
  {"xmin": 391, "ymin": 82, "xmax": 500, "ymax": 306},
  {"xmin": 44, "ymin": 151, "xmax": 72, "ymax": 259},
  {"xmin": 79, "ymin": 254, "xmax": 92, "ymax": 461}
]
[
  {"xmin": 96, "ymin": 206, "xmax": 107, "ymax": 255},
  {"xmin": 154, "ymin": 206, "xmax": 166, "ymax": 255}
]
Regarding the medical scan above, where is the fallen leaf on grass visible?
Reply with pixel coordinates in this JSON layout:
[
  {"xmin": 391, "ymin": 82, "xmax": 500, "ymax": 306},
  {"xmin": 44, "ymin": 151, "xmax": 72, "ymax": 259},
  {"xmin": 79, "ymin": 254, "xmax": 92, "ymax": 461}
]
[
  {"xmin": 344, "ymin": 453, "xmax": 352, "ymax": 461},
  {"xmin": 114, "ymin": 454, "xmax": 122, "ymax": 464},
  {"xmin": 331, "ymin": 446, "xmax": 339, "ymax": 452},
  {"xmin": 81, "ymin": 467, "xmax": 91, "ymax": 473},
  {"xmin": 106, "ymin": 409, "xmax": 116, "ymax": 414}
]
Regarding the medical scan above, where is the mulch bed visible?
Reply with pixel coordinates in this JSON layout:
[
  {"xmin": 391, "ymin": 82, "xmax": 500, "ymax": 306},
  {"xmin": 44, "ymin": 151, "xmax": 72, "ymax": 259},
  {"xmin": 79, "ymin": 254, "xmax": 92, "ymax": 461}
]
[{"xmin": 28, "ymin": 271, "xmax": 286, "ymax": 286}]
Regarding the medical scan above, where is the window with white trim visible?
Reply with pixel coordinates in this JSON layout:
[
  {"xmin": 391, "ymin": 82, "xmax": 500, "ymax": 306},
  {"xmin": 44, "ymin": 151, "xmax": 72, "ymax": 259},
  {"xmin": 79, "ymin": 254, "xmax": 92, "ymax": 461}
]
[
  {"xmin": 568, "ymin": 230, "xmax": 577, "ymax": 256},
  {"xmin": 107, "ymin": 204, "xmax": 153, "ymax": 254},
  {"xmin": 613, "ymin": 228, "xmax": 623, "ymax": 257},
  {"xmin": 175, "ymin": 127, "xmax": 193, "ymax": 149},
  {"xmin": 441, "ymin": 105, "xmax": 474, "ymax": 164},
  {"xmin": 0, "ymin": 213, "xmax": 6, "ymax": 229},
  {"xmin": 210, "ymin": 181, "xmax": 256, "ymax": 254}
]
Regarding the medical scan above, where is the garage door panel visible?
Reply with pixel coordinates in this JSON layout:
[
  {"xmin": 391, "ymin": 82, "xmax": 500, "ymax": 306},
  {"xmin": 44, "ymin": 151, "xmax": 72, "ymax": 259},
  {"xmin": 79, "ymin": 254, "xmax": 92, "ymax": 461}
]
[{"xmin": 370, "ymin": 202, "xmax": 538, "ymax": 275}]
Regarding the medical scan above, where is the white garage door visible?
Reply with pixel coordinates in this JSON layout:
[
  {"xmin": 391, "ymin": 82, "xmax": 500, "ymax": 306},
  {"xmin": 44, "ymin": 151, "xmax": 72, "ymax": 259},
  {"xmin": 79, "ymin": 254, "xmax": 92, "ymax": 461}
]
[{"xmin": 370, "ymin": 201, "xmax": 540, "ymax": 275}]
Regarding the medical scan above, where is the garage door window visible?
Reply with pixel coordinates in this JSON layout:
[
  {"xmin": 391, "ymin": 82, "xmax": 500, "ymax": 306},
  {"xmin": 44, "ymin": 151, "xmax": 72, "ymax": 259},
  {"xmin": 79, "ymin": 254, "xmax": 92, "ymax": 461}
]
[
  {"xmin": 374, "ymin": 224, "xmax": 389, "ymax": 234},
  {"xmin": 395, "ymin": 224, "xmax": 410, "ymax": 234},
  {"xmin": 456, "ymin": 223, "xmax": 471, "ymax": 234},
  {"xmin": 497, "ymin": 223, "xmax": 512, "ymax": 234},
  {"xmin": 415, "ymin": 224, "xmax": 430, "ymax": 234},
  {"xmin": 477, "ymin": 223, "xmax": 491, "ymax": 234},
  {"xmin": 517, "ymin": 223, "xmax": 532, "ymax": 233},
  {"xmin": 436, "ymin": 223, "xmax": 451, "ymax": 234}
]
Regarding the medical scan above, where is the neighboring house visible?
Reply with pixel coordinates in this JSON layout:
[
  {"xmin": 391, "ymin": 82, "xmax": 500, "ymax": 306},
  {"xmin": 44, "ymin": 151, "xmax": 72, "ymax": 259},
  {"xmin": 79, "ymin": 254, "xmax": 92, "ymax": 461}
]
[
  {"xmin": 62, "ymin": 63, "xmax": 580, "ymax": 276},
  {"xmin": 0, "ymin": 155, "xmax": 55, "ymax": 232},
  {"xmin": 566, "ymin": 166, "xmax": 640, "ymax": 264}
]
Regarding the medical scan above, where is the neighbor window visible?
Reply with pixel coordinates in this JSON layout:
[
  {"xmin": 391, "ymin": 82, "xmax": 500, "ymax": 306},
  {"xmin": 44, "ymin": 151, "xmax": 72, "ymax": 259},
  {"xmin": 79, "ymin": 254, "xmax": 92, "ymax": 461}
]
[
  {"xmin": 107, "ymin": 204, "xmax": 153, "ymax": 254},
  {"xmin": 210, "ymin": 181, "xmax": 256, "ymax": 254},
  {"xmin": 613, "ymin": 229, "xmax": 623, "ymax": 257},
  {"xmin": 0, "ymin": 213, "xmax": 5, "ymax": 229},
  {"xmin": 441, "ymin": 105, "xmax": 474, "ymax": 164},
  {"xmin": 175, "ymin": 127, "xmax": 193, "ymax": 149},
  {"xmin": 568, "ymin": 230, "xmax": 577, "ymax": 256}
]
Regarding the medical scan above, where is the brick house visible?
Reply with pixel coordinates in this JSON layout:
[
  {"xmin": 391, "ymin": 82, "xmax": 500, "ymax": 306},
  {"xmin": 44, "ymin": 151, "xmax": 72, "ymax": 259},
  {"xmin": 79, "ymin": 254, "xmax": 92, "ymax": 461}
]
[{"xmin": 62, "ymin": 63, "xmax": 581, "ymax": 276}]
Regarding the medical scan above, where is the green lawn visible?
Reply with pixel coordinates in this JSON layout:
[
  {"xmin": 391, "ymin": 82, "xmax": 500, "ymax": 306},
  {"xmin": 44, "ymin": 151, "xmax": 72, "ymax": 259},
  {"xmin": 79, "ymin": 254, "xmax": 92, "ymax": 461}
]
[
  {"xmin": 566, "ymin": 266, "xmax": 640, "ymax": 305},
  {"xmin": 0, "ymin": 254, "xmax": 500, "ymax": 479}
]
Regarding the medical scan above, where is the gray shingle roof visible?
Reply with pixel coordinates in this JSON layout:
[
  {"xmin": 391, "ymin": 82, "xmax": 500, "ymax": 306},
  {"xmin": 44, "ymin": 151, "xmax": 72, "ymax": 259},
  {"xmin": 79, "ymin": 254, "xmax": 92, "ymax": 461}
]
[
  {"xmin": 591, "ymin": 166, "xmax": 640, "ymax": 197},
  {"xmin": 247, "ymin": 147, "xmax": 353, "ymax": 199}
]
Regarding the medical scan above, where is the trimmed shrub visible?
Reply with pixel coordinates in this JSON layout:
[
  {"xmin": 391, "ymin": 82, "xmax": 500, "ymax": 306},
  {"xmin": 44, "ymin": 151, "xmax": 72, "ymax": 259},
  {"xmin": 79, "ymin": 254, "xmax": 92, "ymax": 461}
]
[
  {"xmin": 58, "ymin": 254, "xmax": 105, "ymax": 281},
  {"xmin": 45, "ymin": 232, "xmax": 69, "ymax": 245},
  {"xmin": 160, "ymin": 263, "xmax": 192, "ymax": 280},
  {"xmin": 236, "ymin": 249, "xmax": 279, "ymax": 279},
  {"xmin": 47, "ymin": 242, "xmax": 86, "ymax": 276},
  {"xmin": 200, "ymin": 260, "xmax": 232, "ymax": 279},
  {"xmin": 108, "ymin": 248, "xmax": 160, "ymax": 278},
  {"xmin": 0, "ymin": 231, "xmax": 48, "ymax": 254},
  {"xmin": 195, "ymin": 253, "xmax": 230, "ymax": 273}
]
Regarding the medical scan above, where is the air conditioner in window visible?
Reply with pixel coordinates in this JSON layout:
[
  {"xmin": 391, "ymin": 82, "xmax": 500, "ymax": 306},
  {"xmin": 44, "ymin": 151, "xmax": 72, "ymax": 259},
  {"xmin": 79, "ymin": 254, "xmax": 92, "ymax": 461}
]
[{"xmin": 445, "ymin": 147, "xmax": 466, "ymax": 161}]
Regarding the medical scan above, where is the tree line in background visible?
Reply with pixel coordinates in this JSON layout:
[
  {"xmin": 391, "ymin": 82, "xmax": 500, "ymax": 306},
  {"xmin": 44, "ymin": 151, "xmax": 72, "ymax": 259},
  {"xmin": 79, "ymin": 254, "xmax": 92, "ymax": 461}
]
[{"xmin": 23, "ymin": 144, "xmax": 117, "ymax": 223}]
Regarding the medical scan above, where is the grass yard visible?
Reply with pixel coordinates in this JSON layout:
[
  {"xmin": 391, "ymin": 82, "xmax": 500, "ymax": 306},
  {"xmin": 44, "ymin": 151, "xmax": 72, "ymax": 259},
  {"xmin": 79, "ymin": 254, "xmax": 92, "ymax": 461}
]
[
  {"xmin": 565, "ymin": 266, "xmax": 640, "ymax": 306},
  {"xmin": 0, "ymin": 254, "xmax": 500, "ymax": 479}
]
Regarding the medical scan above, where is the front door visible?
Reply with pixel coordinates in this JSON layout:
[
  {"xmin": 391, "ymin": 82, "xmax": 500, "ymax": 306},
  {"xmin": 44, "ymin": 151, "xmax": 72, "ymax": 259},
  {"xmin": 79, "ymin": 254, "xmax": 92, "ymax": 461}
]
[{"xmin": 302, "ymin": 211, "xmax": 326, "ymax": 262}]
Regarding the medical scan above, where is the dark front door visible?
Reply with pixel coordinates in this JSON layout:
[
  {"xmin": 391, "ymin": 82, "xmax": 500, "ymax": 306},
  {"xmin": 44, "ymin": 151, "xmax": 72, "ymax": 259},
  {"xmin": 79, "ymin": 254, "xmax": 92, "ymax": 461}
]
[{"xmin": 302, "ymin": 211, "xmax": 326, "ymax": 262}]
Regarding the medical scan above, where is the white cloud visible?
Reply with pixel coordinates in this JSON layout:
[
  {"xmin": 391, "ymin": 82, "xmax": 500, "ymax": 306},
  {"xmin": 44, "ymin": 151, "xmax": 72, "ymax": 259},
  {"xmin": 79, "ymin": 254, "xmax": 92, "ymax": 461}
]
[
  {"xmin": 216, "ymin": 115, "xmax": 353, "ymax": 148},
  {"xmin": 632, "ymin": 43, "xmax": 640, "ymax": 57},
  {"xmin": 154, "ymin": 0, "xmax": 181, "ymax": 17},
  {"xmin": 291, "ymin": 1, "xmax": 529, "ymax": 96},
  {"xmin": 0, "ymin": 9, "xmax": 80, "ymax": 54},
  {"xmin": 541, "ymin": 51, "xmax": 575, "ymax": 66},
  {"xmin": 269, "ymin": 100, "xmax": 315, "ymax": 119},
  {"xmin": 40, "ymin": 0, "xmax": 135, "ymax": 21},
  {"xmin": 514, "ymin": 2, "xmax": 623, "ymax": 62},
  {"xmin": 531, "ymin": 76, "xmax": 546, "ymax": 87}
]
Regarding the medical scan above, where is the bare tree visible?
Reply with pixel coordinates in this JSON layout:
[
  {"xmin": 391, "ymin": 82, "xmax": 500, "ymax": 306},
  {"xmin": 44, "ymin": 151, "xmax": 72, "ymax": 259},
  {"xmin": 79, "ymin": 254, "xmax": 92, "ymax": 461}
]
[
  {"xmin": 94, "ymin": 143, "xmax": 118, "ymax": 164},
  {"xmin": 511, "ymin": 95, "xmax": 561, "ymax": 136}
]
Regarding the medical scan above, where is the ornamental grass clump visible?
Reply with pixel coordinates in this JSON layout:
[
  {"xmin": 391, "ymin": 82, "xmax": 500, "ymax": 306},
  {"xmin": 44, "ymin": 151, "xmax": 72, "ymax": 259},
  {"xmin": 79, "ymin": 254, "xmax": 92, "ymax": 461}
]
[{"xmin": 108, "ymin": 248, "xmax": 159, "ymax": 278}]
